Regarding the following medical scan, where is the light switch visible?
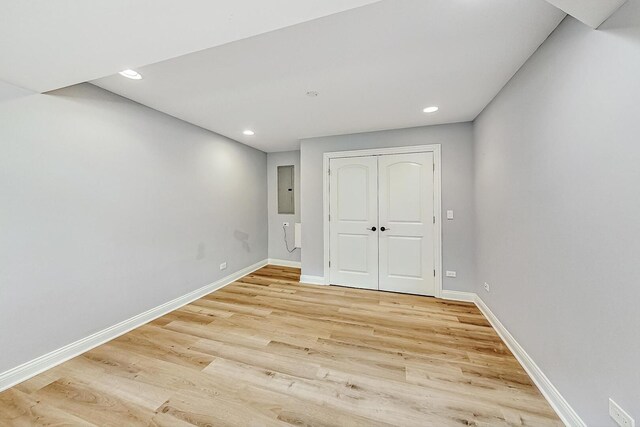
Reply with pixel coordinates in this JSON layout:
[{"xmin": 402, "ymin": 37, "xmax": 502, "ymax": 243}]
[{"xmin": 447, "ymin": 210, "xmax": 454, "ymax": 220}]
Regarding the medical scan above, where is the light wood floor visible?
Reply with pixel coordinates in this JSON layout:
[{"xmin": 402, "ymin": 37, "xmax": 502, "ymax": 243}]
[{"xmin": 0, "ymin": 265, "xmax": 561, "ymax": 426}]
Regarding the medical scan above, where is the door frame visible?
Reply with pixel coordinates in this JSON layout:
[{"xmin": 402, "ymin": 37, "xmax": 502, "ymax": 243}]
[{"xmin": 322, "ymin": 144, "xmax": 443, "ymax": 297}]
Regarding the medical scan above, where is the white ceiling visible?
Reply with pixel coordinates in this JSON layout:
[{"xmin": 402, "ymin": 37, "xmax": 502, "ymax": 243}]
[
  {"xmin": 93, "ymin": 0, "xmax": 565, "ymax": 152},
  {"xmin": 0, "ymin": 0, "xmax": 380, "ymax": 93},
  {"xmin": 544, "ymin": 0, "xmax": 627, "ymax": 28},
  {"xmin": 0, "ymin": 80, "xmax": 32, "ymax": 103}
]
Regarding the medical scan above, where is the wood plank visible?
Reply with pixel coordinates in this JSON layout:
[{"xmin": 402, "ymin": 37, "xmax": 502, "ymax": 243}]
[{"xmin": 0, "ymin": 265, "xmax": 561, "ymax": 426}]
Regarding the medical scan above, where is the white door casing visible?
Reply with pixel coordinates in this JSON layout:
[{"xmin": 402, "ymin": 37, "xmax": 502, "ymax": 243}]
[
  {"xmin": 323, "ymin": 144, "xmax": 442, "ymax": 297},
  {"xmin": 329, "ymin": 156, "xmax": 379, "ymax": 290},
  {"xmin": 378, "ymin": 152, "xmax": 435, "ymax": 296}
]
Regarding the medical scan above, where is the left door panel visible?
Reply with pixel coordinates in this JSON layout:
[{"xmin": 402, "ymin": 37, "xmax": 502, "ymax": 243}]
[{"xmin": 329, "ymin": 156, "xmax": 379, "ymax": 290}]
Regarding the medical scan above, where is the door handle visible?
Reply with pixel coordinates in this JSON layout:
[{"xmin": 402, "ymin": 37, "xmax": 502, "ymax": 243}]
[
  {"xmin": 367, "ymin": 227, "xmax": 377, "ymax": 232},
  {"xmin": 380, "ymin": 226, "xmax": 389, "ymax": 232}
]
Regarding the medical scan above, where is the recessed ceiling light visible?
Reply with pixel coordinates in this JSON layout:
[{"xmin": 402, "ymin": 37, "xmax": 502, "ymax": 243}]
[
  {"xmin": 423, "ymin": 106, "xmax": 439, "ymax": 113},
  {"xmin": 306, "ymin": 91, "xmax": 319, "ymax": 97},
  {"xmin": 243, "ymin": 130, "xmax": 255, "ymax": 136},
  {"xmin": 119, "ymin": 69, "xmax": 142, "ymax": 80}
]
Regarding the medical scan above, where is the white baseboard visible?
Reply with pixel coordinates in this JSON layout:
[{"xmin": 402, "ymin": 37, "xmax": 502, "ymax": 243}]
[
  {"xmin": 440, "ymin": 290, "xmax": 476, "ymax": 302},
  {"xmin": 299, "ymin": 275, "xmax": 327, "ymax": 285},
  {"xmin": 0, "ymin": 266, "xmax": 585, "ymax": 427},
  {"xmin": 0, "ymin": 259, "xmax": 268, "ymax": 393},
  {"xmin": 474, "ymin": 295, "xmax": 585, "ymax": 427},
  {"xmin": 267, "ymin": 258, "xmax": 301, "ymax": 268}
]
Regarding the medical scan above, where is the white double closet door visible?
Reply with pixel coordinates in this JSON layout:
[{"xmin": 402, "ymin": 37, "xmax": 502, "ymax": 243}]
[{"xmin": 329, "ymin": 152, "xmax": 436, "ymax": 296}]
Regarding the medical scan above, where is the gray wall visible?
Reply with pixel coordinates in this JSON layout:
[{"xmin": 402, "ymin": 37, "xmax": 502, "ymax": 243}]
[
  {"xmin": 267, "ymin": 151, "xmax": 301, "ymax": 263},
  {"xmin": 474, "ymin": 5, "xmax": 640, "ymax": 425},
  {"xmin": 300, "ymin": 123, "xmax": 475, "ymax": 292},
  {"xmin": 0, "ymin": 83, "xmax": 268, "ymax": 374}
]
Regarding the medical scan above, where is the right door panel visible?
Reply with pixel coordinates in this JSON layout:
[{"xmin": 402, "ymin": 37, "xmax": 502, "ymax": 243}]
[{"xmin": 378, "ymin": 152, "xmax": 435, "ymax": 296}]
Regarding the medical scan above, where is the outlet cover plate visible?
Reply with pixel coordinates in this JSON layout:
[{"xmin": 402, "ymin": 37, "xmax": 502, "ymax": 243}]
[{"xmin": 610, "ymin": 399, "xmax": 635, "ymax": 427}]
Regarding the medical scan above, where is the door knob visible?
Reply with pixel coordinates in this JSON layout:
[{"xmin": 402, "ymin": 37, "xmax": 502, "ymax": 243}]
[
  {"xmin": 367, "ymin": 227, "xmax": 377, "ymax": 231},
  {"xmin": 380, "ymin": 226, "xmax": 388, "ymax": 232}
]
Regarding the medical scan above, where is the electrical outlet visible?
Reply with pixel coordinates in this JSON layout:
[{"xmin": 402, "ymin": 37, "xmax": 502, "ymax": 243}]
[
  {"xmin": 283, "ymin": 222, "xmax": 290, "ymax": 227},
  {"xmin": 220, "ymin": 262, "xmax": 227, "ymax": 271},
  {"xmin": 610, "ymin": 399, "xmax": 635, "ymax": 427},
  {"xmin": 446, "ymin": 271, "xmax": 457, "ymax": 278},
  {"xmin": 484, "ymin": 282, "xmax": 490, "ymax": 292}
]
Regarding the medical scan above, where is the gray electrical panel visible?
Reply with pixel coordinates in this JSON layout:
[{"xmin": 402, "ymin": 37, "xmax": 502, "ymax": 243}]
[{"xmin": 277, "ymin": 165, "xmax": 295, "ymax": 214}]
